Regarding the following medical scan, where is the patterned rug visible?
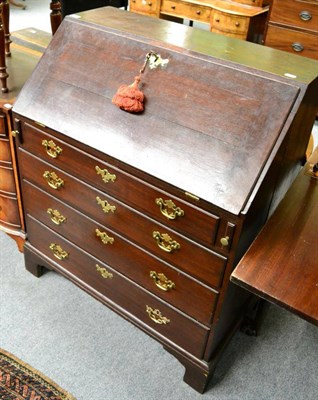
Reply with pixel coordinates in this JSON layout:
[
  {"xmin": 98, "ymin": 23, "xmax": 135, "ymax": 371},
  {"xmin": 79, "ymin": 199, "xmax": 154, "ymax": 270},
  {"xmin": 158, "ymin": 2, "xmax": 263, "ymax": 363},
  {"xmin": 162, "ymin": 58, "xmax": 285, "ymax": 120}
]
[{"xmin": 0, "ymin": 348, "xmax": 76, "ymax": 400}]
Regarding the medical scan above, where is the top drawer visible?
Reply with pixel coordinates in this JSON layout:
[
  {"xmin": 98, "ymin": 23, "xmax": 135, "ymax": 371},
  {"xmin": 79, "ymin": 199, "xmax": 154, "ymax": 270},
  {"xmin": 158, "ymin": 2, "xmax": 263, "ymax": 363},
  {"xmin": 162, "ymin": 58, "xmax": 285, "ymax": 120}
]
[
  {"xmin": 269, "ymin": 0, "xmax": 318, "ymax": 33},
  {"xmin": 18, "ymin": 121, "xmax": 235, "ymax": 250}
]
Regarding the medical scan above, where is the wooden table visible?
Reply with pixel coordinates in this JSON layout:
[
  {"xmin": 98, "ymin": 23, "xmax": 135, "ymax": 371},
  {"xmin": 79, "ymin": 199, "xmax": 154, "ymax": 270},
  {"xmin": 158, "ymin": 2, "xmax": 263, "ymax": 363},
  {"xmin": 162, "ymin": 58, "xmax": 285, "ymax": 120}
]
[
  {"xmin": 231, "ymin": 147, "xmax": 318, "ymax": 326},
  {"xmin": 130, "ymin": 0, "xmax": 269, "ymax": 42}
]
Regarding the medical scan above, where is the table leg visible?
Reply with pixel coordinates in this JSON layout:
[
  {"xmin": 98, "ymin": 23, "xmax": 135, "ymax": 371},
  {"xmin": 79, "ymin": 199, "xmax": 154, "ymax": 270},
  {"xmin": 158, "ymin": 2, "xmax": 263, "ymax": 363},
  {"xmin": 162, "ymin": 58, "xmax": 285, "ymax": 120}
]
[
  {"xmin": 50, "ymin": 0, "xmax": 62, "ymax": 35},
  {"xmin": 0, "ymin": 2, "xmax": 8, "ymax": 92}
]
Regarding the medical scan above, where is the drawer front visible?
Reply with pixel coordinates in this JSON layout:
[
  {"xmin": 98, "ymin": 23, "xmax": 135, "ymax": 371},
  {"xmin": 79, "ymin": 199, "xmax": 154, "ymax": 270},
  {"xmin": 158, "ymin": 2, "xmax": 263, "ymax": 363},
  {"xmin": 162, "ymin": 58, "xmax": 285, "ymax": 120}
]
[
  {"xmin": 19, "ymin": 122, "xmax": 225, "ymax": 249},
  {"xmin": 19, "ymin": 150, "xmax": 227, "ymax": 290},
  {"xmin": 211, "ymin": 10, "xmax": 249, "ymax": 39},
  {"xmin": 161, "ymin": 0, "xmax": 211, "ymax": 23},
  {"xmin": 265, "ymin": 25, "xmax": 318, "ymax": 60},
  {"xmin": 0, "ymin": 194, "xmax": 21, "ymax": 227},
  {"xmin": 23, "ymin": 180, "xmax": 220, "ymax": 325},
  {"xmin": 0, "ymin": 138, "xmax": 11, "ymax": 163},
  {"xmin": 26, "ymin": 215, "xmax": 210, "ymax": 358},
  {"xmin": 130, "ymin": 0, "xmax": 159, "ymax": 16},
  {"xmin": 0, "ymin": 165, "xmax": 16, "ymax": 194},
  {"xmin": 269, "ymin": 0, "xmax": 318, "ymax": 33}
]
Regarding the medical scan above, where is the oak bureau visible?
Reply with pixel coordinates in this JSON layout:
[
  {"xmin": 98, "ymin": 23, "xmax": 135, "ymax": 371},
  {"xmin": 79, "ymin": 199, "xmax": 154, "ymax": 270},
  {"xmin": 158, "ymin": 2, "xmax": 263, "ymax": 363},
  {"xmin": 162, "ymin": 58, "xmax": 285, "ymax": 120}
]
[{"xmin": 11, "ymin": 7, "xmax": 318, "ymax": 393}]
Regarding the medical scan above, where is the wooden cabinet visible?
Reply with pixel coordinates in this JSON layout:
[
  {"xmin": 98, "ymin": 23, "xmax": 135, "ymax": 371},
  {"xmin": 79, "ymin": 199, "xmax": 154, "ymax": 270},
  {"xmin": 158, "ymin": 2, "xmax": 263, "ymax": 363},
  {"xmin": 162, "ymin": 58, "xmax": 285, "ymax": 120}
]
[
  {"xmin": 265, "ymin": 0, "xmax": 318, "ymax": 60},
  {"xmin": 12, "ymin": 8, "xmax": 318, "ymax": 393}
]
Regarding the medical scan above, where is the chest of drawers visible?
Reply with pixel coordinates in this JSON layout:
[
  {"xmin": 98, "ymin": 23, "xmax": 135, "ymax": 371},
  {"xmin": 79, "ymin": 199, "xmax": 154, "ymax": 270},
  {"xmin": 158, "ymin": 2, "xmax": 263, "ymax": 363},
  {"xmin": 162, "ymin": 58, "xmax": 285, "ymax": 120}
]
[
  {"xmin": 12, "ymin": 8, "xmax": 318, "ymax": 393},
  {"xmin": 265, "ymin": 0, "xmax": 318, "ymax": 60}
]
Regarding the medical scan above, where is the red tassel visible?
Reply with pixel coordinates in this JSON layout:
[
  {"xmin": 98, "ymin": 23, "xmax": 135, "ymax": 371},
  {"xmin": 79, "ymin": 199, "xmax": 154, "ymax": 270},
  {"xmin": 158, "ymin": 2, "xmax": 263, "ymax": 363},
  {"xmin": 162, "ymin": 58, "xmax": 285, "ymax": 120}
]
[{"xmin": 112, "ymin": 75, "xmax": 144, "ymax": 113}]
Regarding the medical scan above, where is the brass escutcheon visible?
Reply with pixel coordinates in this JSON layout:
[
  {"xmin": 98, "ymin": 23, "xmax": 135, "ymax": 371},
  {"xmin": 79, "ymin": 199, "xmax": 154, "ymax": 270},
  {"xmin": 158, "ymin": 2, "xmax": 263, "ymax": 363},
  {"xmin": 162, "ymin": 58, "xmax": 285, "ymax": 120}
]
[
  {"xmin": 155, "ymin": 198, "xmax": 184, "ymax": 220},
  {"xmin": 96, "ymin": 196, "xmax": 116, "ymax": 214},
  {"xmin": 47, "ymin": 208, "xmax": 66, "ymax": 225},
  {"xmin": 150, "ymin": 271, "xmax": 175, "ymax": 291},
  {"xmin": 95, "ymin": 228, "xmax": 114, "ymax": 245},
  {"xmin": 49, "ymin": 243, "xmax": 69, "ymax": 260},
  {"xmin": 153, "ymin": 231, "xmax": 180, "ymax": 253},
  {"xmin": 43, "ymin": 171, "xmax": 64, "ymax": 190},
  {"xmin": 95, "ymin": 166, "xmax": 116, "ymax": 184},
  {"xmin": 96, "ymin": 264, "xmax": 113, "ymax": 279},
  {"xmin": 146, "ymin": 305, "xmax": 170, "ymax": 325},
  {"xmin": 42, "ymin": 139, "xmax": 62, "ymax": 159}
]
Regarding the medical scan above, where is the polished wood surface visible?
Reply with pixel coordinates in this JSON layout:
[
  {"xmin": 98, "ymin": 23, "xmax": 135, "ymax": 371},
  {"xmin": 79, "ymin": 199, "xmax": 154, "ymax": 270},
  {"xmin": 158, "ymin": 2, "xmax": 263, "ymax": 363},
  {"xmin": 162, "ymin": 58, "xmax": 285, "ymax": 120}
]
[
  {"xmin": 231, "ymin": 147, "xmax": 318, "ymax": 326},
  {"xmin": 0, "ymin": 28, "xmax": 51, "ymax": 251},
  {"xmin": 12, "ymin": 8, "xmax": 318, "ymax": 392},
  {"xmin": 264, "ymin": 0, "xmax": 318, "ymax": 60},
  {"xmin": 130, "ymin": 0, "xmax": 269, "ymax": 41}
]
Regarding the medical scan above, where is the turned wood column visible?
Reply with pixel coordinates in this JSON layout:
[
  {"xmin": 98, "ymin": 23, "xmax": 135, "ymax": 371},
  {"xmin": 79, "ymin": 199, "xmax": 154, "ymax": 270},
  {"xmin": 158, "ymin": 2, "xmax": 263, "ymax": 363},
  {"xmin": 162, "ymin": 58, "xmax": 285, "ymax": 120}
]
[
  {"xmin": 50, "ymin": 0, "xmax": 62, "ymax": 35},
  {"xmin": 0, "ymin": 0, "xmax": 9, "ymax": 92}
]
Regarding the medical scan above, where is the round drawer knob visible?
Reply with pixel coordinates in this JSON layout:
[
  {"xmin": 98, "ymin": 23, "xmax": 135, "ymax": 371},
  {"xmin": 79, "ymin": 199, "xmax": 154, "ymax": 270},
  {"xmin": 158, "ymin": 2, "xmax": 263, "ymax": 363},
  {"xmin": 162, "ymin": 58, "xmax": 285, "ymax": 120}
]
[
  {"xmin": 196, "ymin": 10, "xmax": 201, "ymax": 15},
  {"xmin": 215, "ymin": 18, "xmax": 220, "ymax": 22},
  {"xmin": 171, "ymin": 5, "xmax": 176, "ymax": 9},
  {"xmin": 235, "ymin": 22, "xmax": 240, "ymax": 27},
  {"xmin": 299, "ymin": 11, "xmax": 312, "ymax": 21},
  {"xmin": 291, "ymin": 42, "xmax": 304, "ymax": 52},
  {"xmin": 148, "ymin": 2, "xmax": 152, "ymax": 5}
]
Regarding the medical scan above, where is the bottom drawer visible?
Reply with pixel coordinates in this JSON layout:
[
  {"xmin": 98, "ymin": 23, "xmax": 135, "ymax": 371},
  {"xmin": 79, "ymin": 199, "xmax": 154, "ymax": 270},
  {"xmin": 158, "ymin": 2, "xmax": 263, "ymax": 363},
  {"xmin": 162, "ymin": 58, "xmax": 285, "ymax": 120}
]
[
  {"xmin": 25, "ymin": 214, "xmax": 210, "ymax": 359},
  {"xmin": 0, "ymin": 194, "xmax": 21, "ymax": 228},
  {"xmin": 265, "ymin": 25, "xmax": 318, "ymax": 60}
]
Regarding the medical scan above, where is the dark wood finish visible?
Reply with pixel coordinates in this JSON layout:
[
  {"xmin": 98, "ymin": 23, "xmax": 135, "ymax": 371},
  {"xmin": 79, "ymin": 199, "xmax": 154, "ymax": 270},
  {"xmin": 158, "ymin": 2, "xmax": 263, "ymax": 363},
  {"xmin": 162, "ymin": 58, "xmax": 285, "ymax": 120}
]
[
  {"xmin": 264, "ymin": 0, "xmax": 318, "ymax": 60},
  {"xmin": 0, "ymin": 28, "xmax": 51, "ymax": 251},
  {"xmin": 12, "ymin": 8, "xmax": 318, "ymax": 392},
  {"xmin": 231, "ymin": 147, "xmax": 318, "ymax": 326}
]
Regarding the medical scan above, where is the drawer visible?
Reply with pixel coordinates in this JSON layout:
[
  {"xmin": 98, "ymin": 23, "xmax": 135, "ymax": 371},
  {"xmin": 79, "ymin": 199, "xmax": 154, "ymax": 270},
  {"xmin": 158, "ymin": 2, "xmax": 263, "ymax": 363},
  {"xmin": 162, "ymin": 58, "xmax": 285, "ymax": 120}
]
[
  {"xmin": 23, "ymin": 180, "xmax": 220, "ymax": 324},
  {"xmin": 19, "ymin": 151, "xmax": 228, "ymax": 289},
  {"xmin": 26, "ymin": 214, "xmax": 210, "ymax": 358},
  {"xmin": 0, "ymin": 137, "xmax": 11, "ymax": 164},
  {"xmin": 130, "ymin": 0, "xmax": 159, "ymax": 16},
  {"xmin": 265, "ymin": 25, "xmax": 318, "ymax": 60},
  {"xmin": 211, "ymin": 10, "xmax": 250, "ymax": 39},
  {"xmin": 0, "ymin": 165, "xmax": 16, "ymax": 195},
  {"xmin": 161, "ymin": 0, "xmax": 211, "ymax": 23},
  {"xmin": 19, "ymin": 122, "xmax": 228, "ymax": 250},
  {"xmin": 269, "ymin": 0, "xmax": 318, "ymax": 33},
  {"xmin": 234, "ymin": 0, "xmax": 269, "ymax": 7},
  {"xmin": 0, "ymin": 193, "xmax": 21, "ymax": 228}
]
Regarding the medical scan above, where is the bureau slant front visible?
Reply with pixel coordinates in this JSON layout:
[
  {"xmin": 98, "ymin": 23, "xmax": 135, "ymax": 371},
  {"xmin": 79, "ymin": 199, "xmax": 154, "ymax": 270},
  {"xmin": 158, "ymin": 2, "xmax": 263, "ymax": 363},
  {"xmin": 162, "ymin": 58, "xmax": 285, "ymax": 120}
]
[{"xmin": 11, "ymin": 7, "xmax": 318, "ymax": 393}]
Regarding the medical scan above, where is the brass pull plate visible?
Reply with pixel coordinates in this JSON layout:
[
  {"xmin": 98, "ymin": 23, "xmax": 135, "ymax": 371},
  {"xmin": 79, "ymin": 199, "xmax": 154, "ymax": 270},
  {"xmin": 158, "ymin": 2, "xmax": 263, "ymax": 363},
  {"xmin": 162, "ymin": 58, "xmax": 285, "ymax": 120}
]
[
  {"xmin": 49, "ymin": 243, "xmax": 69, "ymax": 260},
  {"xmin": 96, "ymin": 264, "xmax": 113, "ymax": 279},
  {"xmin": 150, "ymin": 271, "xmax": 175, "ymax": 291},
  {"xmin": 47, "ymin": 208, "xmax": 66, "ymax": 225},
  {"xmin": 43, "ymin": 171, "xmax": 64, "ymax": 190},
  {"xmin": 155, "ymin": 198, "xmax": 184, "ymax": 220},
  {"xmin": 153, "ymin": 231, "xmax": 180, "ymax": 253},
  {"xmin": 146, "ymin": 305, "xmax": 170, "ymax": 325},
  {"xmin": 95, "ymin": 166, "xmax": 116, "ymax": 183},
  {"xmin": 96, "ymin": 196, "xmax": 116, "ymax": 214},
  {"xmin": 96, "ymin": 228, "xmax": 114, "ymax": 245},
  {"xmin": 42, "ymin": 139, "xmax": 62, "ymax": 158}
]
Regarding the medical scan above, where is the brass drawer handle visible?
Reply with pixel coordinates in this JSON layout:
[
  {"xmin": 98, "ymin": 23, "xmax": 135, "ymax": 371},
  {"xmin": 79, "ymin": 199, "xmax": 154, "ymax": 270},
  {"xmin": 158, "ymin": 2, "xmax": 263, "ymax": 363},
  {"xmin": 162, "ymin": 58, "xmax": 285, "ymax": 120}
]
[
  {"xmin": 47, "ymin": 208, "xmax": 67, "ymax": 225},
  {"xmin": 150, "ymin": 271, "xmax": 175, "ymax": 291},
  {"xmin": 96, "ymin": 264, "xmax": 113, "ymax": 279},
  {"xmin": 43, "ymin": 171, "xmax": 64, "ymax": 189},
  {"xmin": 96, "ymin": 228, "xmax": 114, "ymax": 245},
  {"xmin": 49, "ymin": 243, "xmax": 69, "ymax": 260},
  {"xmin": 42, "ymin": 139, "xmax": 62, "ymax": 159},
  {"xmin": 96, "ymin": 196, "xmax": 116, "ymax": 214},
  {"xmin": 152, "ymin": 231, "xmax": 180, "ymax": 253},
  {"xmin": 155, "ymin": 198, "xmax": 184, "ymax": 220},
  {"xmin": 220, "ymin": 236, "xmax": 229, "ymax": 247},
  {"xmin": 299, "ymin": 11, "xmax": 312, "ymax": 21},
  {"xmin": 291, "ymin": 42, "xmax": 304, "ymax": 52},
  {"xmin": 146, "ymin": 305, "xmax": 170, "ymax": 325},
  {"xmin": 95, "ymin": 166, "xmax": 116, "ymax": 183}
]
